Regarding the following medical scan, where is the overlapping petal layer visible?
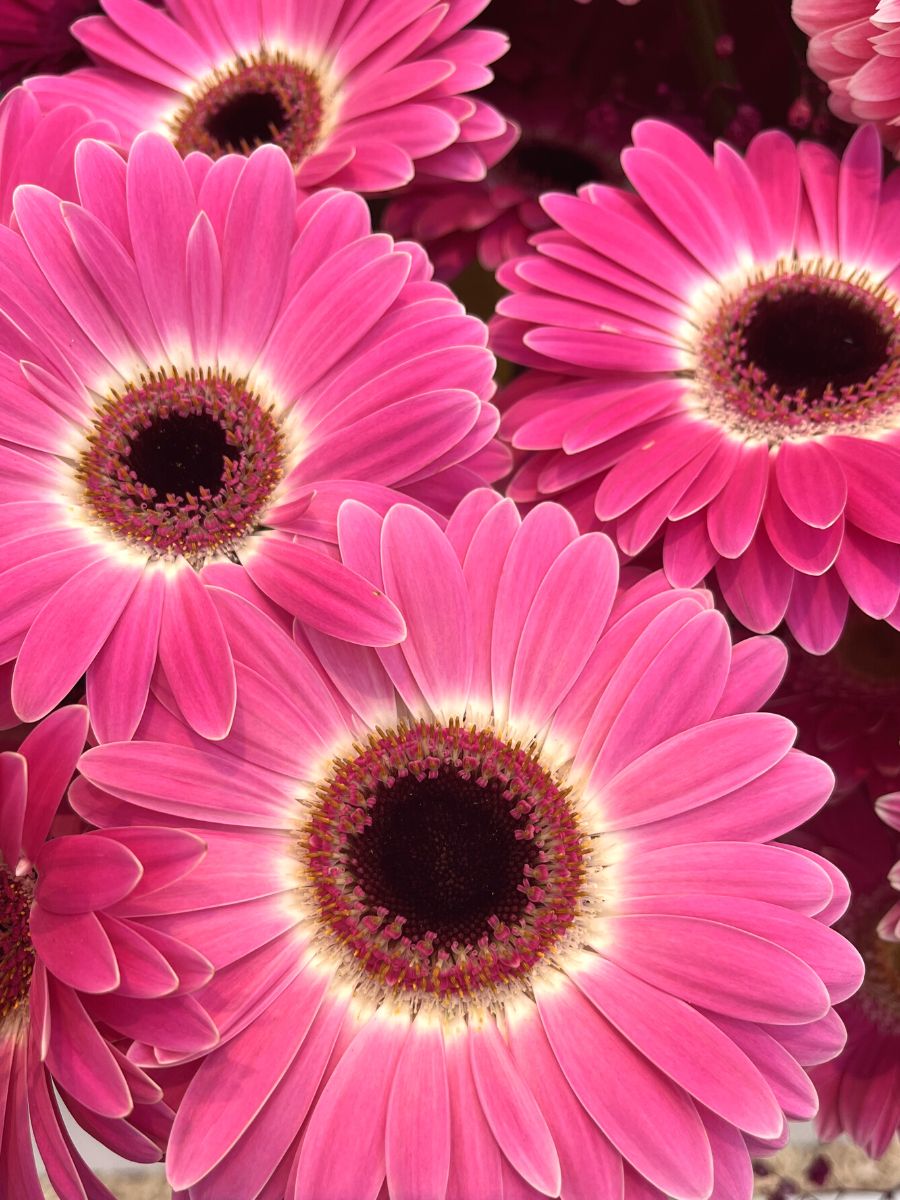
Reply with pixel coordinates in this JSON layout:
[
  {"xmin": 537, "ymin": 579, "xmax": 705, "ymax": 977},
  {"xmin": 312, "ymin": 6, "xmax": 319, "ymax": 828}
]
[
  {"xmin": 0, "ymin": 132, "xmax": 505, "ymax": 739},
  {"xmin": 25, "ymin": 0, "xmax": 513, "ymax": 193},
  {"xmin": 78, "ymin": 491, "xmax": 861, "ymax": 1200},
  {"xmin": 495, "ymin": 120, "xmax": 900, "ymax": 653},
  {"xmin": 0, "ymin": 706, "xmax": 215, "ymax": 1200}
]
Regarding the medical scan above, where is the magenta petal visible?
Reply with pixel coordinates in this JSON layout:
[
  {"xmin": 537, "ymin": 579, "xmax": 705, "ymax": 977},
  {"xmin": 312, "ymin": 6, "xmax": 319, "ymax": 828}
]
[
  {"xmin": 30, "ymin": 906, "xmax": 119, "ymax": 993},
  {"xmin": 35, "ymin": 832, "xmax": 143, "ymax": 913},
  {"xmin": 711, "ymin": 636, "xmax": 787, "ymax": 718},
  {"xmin": 244, "ymin": 535, "xmax": 406, "ymax": 647},
  {"xmin": 0, "ymin": 751, "xmax": 26, "ymax": 867},
  {"xmin": 774, "ymin": 440, "xmax": 847, "ymax": 529},
  {"xmin": 157, "ymin": 566, "xmax": 236, "ymax": 740},
  {"xmin": 784, "ymin": 569, "xmax": 849, "ymax": 654},
  {"xmin": 12, "ymin": 558, "xmax": 140, "ymax": 722},
  {"xmin": 385, "ymin": 1019, "xmax": 451, "ymax": 1200},
  {"xmin": 45, "ymin": 975, "xmax": 131, "ymax": 1119},
  {"xmin": 706, "ymin": 442, "xmax": 770, "ymax": 558}
]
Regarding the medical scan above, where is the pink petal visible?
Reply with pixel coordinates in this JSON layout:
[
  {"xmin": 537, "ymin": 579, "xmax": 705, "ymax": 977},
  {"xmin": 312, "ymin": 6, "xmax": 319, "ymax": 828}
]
[
  {"xmin": 837, "ymin": 123, "xmax": 882, "ymax": 264},
  {"xmin": 244, "ymin": 535, "xmax": 406, "ymax": 647},
  {"xmin": 774, "ymin": 440, "xmax": 847, "ymax": 529},
  {"xmin": 506, "ymin": 1005, "xmax": 625, "ymax": 1200},
  {"xmin": 595, "ymin": 914, "xmax": 831, "ymax": 1024},
  {"xmin": 220, "ymin": 146, "xmax": 295, "ymax": 363},
  {"xmin": 492, "ymin": 504, "xmax": 579, "ymax": 724},
  {"xmin": 87, "ymin": 568, "xmax": 165, "ymax": 742},
  {"xmin": 784, "ymin": 569, "xmax": 850, "ymax": 654},
  {"xmin": 381, "ymin": 505, "xmax": 473, "ymax": 712},
  {"xmin": 536, "ymin": 980, "xmax": 712, "ymax": 1200},
  {"xmin": 597, "ymin": 712, "xmax": 796, "ymax": 828},
  {"xmin": 18, "ymin": 704, "xmax": 89, "ymax": 862},
  {"xmin": 835, "ymin": 524, "xmax": 900, "ymax": 618},
  {"xmin": 715, "ymin": 527, "xmax": 794, "ymax": 633},
  {"xmin": 168, "ymin": 966, "xmax": 331, "ymax": 1189},
  {"xmin": 572, "ymin": 958, "xmax": 783, "ymax": 1137},
  {"xmin": 385, "ymin": 1019, "xmax": 451, "ymax": 1200},
  {"xmin": 294, "ymin": 1009, "xmax": 409, "ymax": 1200},
  {"xmin": 12, "ymin": 558, "xmax": 140, "ymax": 723},
  {"xmin": 157, "ymin": 566, "xmax": 236, "ymax": 740},
  {"xmin": 79, "ymin": 741, "xmax": 291, "ymax": 826},
  {"xmin": 35, "ymin": 832, "xmax": 142, "ymax": 913},
  {"xmin": 588, "ymin": 609, "xmax": 732, "ymax": 787},
  {"xmin": 0, "ymin": 751, "xmax": 26, "ymax": 867},
  {"xmin": 616, "ymin": 841, "xmax": 834, "ymax": 916},
  {"xmin": 45, "ymin": 976, "xmax": 131, "ymax": 1118},
  {"xmin": 126, "ymin": 132, "xmax": 195, "ymax": 359},
  {"xmin": 711, "ymin": 636, "xmax": 787, "ymax": 718},
  {"xmin": 468, "ymin": 1015, "xmax": 561, "ymax": 1197},
  {"xmin": 445, "ymin": 1029, "xmax": 504, "ymax": 1200},
  {"xmin": 30, "ymin": 906, "xmax": 119, "ymax": 993},
  {"xmin": 509, "ymin": 532, "xmax": 618, "ymax": 730},
  {"xmin": 706, "ymin": 442, "xmax": 770, "ymax": 558}
]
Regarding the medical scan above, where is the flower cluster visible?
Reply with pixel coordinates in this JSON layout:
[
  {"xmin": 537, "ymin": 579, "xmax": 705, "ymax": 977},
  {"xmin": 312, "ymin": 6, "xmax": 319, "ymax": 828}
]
[{"xmin": 0, "ymin": 2, "xmax": 899, "ymax": 1198}]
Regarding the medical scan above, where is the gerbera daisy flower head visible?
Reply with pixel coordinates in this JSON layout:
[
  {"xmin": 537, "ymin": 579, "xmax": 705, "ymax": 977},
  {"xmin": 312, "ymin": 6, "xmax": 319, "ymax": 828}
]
[
  {"xmin": 78, "ymin": 490, "xmax": 862, "ymax": 1200},
  {"xmin": 0, "ymin": 704, "xmax": 219, "ymax": 1198},
  {"xmin": 0, "ymin": 0, "xmax": 97, "ymax": 89},
  {"xmin": 494, "ymin": 119, "xmax": 900, "ymax": 654},
  {"xmin": 0, "ymin": 84, "xmax": 118, "ymax": 223},
  {"xmin": 24, "ymin": 0, "xmax": 512, "ymax": 194},
  {"xmin": 770, "ymin": 611, "xmax": 900, "ymax": 801},
  {"xmin": 0, "ymin": 131, "xmax": 503, "ymax": 743},
  {"xmin": 797, "ymin": 788, "xmax": 900, "ymax": 1156},
  {"xmin": 794, "ymin": 0, "xmax": 900, "ymax": 157}
]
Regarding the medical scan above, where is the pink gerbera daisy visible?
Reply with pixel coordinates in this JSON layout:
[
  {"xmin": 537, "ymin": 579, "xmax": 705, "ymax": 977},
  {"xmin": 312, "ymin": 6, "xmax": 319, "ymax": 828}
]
[
  {"xmin": 797, "ymin": 789, "xmax": 900, "ymax": 1157},
  {"xmin": 794, "ymin": 0, "xmax": 900, "ymax": 156},
  {"xmin": 0, "ymin": 705, "xmax": 219, "ymax": 1198},
  {"xmin": 24, "ymin": 0, "xmax": 512, "ymax": 194},
  {"xmin": 0, "ymin": 131, "xmax": 503, "ymax": 742},
  {"xmin": 78, "ymin": 490, "xmax": 862, "ymax": 1200},
  {"xmin": 494, "ymin": 119, "xmax": 900, "ymax": 654},
  {"xmin": 0, "ymin": 0, "xmax": 96, "ymax": 89},
  {"xmin": 0, "ymin": 84, "xmax": 118, "ymax": 222},
  {"xmin": 769, "ymin": 612, "xmax": 900, "ymax": 801}
]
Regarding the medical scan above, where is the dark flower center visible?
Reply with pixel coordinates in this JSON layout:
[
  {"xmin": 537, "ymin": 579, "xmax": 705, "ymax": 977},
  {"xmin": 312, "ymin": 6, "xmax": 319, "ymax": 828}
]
[
  {"xmin": 303, "ymin": 720, "xmax": 585, "ymax": 998},
  {"xmin": 742, "ymin": 289, "xmax": 891, "ymax": 402},
  {"xmin": 172, "ymin": 51, "xmax": 324, "ymax": 163},
  {"xmin": 77, "ymin": 368, "xmax": 285, "ymax": 564},
  {"xmin": 1, "ymin": 867, "xmax": 33, "ymax": 1022},
  {"xmin": 346, "ymin": 767, "xmax": 539, "ymax": 949},
  {"xmin": 698, "ymin": 268, "xmax": 900, "ymax": 437},
  {"xmin": 128, "ymin": 412, "xmax": 235, "ymax": 501}
]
